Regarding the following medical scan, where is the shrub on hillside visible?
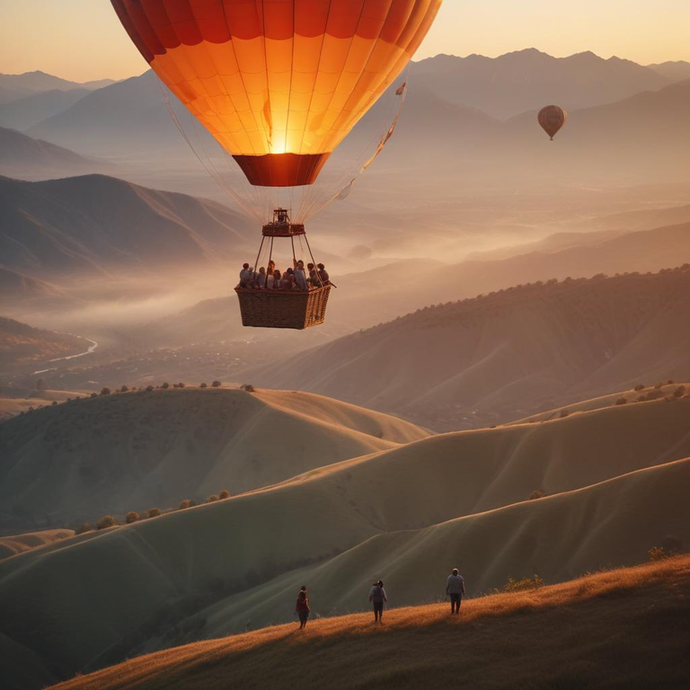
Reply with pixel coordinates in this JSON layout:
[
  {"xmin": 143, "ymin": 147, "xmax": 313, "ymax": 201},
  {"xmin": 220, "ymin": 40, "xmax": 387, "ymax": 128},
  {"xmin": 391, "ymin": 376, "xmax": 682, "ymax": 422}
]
[
  {"xmin": 146, "ymin": 507, "xmax": 161, "ymax": 518},
  {"xmin": 75, "ymin": 522, "xmax": 92, "ymax": 535},
  {"xmin": 200, "ymin": 382, "xmax": 208, "ymax": 388},
  {"xmin": 528, "ymin": 490, "xmax": 545, "ymax": 500},
  {"xmin": 615, "ymin": 397, "xmax": 627, "ymax": 405},
  {"xmin": 674, "ymin": 386, "xmax": 686, "ymax": 398},
  {"xmin": 179, "ymin": 499, "xmax": 191, "ymax": 510},
  {"xmin": 241, "ymin": 384, "xmax": 255, "ymax": 392},
  {"xmin": 120, "ymin": 385, "xmax": 129, "ymax": 393},
  {"xmin": 51, "ymin": 401, "xmax": 57, "ymax": 406},
  {"xmin": 219, "ymin": 489, "xmax": 231, "ymax": 500},
  {"xmin": 212, "ymin": 380, "xmax": 222, "ymax": 388},
  {"xmin": 146, "ymin": 385, "xmax": 154, "ymax": 392},
  {"xmin": 162, "ymin": 382, "xmax": 170, "ymax": 389},
  {"xmin": 90, "ymin": 392, "xmax": 98, "ymax": 398},
  {"xmin": 207, "ymin": 495, "xmax": 219, "ymax": 503},
  {"xmin": 634, "ymin": 384, "xmax": 645, "ymax": 392},
  {"xmin": 125, "ymin": 511, "xmax": 140, "ymax": 524},
  {"xmin": 178, "ymin": 383, "xmax": 185, "ymax": 388},
  {"xmin": 654, "ymin": 382, "xmax": 664, "ymax": 389},
  {"xmin": 503, "ymin": 575, "xmax": 545, "ymax": 593},
  {"xmin": 100, "ymin": 387, "xmax": 111, "ymax": 396},
  {"xmin": 649, "ymin": 546, "xmax": 673, "ymax": 562},
  {"xmin": 96, "ymin": 515, "xmax": 117, "ymax": 530},
  {"xmin": 559, "ymin": 409, "xmax": 570, "ymax": 419}
]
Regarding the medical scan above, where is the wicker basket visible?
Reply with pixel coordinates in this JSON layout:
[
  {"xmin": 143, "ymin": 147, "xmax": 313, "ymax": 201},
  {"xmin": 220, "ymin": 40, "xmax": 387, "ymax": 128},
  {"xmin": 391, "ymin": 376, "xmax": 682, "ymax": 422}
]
[{"xmin": 235, "ymin": 285, "xmax": 332, "ymax": 330}]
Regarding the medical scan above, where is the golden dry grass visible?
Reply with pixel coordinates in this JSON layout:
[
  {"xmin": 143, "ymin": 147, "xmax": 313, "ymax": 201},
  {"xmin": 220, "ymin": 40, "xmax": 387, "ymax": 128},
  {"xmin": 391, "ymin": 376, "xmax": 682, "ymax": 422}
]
[{"xmin": 52, "ymin": 555, "xmax": 690, "ymax": 690}]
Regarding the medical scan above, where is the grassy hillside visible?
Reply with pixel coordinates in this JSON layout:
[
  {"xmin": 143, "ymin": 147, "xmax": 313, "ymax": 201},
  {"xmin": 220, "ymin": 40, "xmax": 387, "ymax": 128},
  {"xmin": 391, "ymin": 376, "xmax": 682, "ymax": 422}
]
[
  {"xmin": 49, "ymin": 556, "xmax": 690, "ymax": 690},
  {"xmin": 0, "ymin": 388, "xmax": 427, "ymax": 530},
  {"xmin": 0, "ymin": 528, "xmax": 73, "ymax": 559},
  {"xmin": 251, "ymin": 267, "xmax": 690, "ymax": 430},
  {"xmin": 1, "ymin": 398, "xmax": 688, "ymax": 688}
]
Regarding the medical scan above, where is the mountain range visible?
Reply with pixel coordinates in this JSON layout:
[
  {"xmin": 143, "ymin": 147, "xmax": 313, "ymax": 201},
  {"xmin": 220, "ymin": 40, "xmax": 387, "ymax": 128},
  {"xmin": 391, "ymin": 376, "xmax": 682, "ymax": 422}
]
[
  {"xmin": 248, "ymin": 267, "xmax": 690, "ymax": 430},
  {"xmin": 0, "ymin": 174, "xmax": 254, "ymax": 280},
  {"xmin": 0, "ymin": 71, "xmax": 114, "ymax": 105},
  {"xmin": 0, "ymin": 127, "xmax": 109, "ymax": 178},
  {"xmin": 411, "ymin": 49, "xmax": 672, "ymax": 118}
]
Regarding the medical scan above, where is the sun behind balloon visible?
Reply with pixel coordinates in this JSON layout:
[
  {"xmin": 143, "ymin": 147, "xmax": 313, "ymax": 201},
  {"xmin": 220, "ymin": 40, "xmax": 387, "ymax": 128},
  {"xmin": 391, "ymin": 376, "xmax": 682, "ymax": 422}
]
[{"xmin": 111, "ymin": 1, "xmax": 443, "ymax": 186}]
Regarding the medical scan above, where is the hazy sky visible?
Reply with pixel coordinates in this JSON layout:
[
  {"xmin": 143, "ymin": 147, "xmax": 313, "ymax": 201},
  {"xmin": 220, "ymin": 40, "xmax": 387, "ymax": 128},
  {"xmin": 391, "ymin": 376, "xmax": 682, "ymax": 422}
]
[{"xmin": 1, "ymin": 0, "xmax": 688, "ymax": 82}]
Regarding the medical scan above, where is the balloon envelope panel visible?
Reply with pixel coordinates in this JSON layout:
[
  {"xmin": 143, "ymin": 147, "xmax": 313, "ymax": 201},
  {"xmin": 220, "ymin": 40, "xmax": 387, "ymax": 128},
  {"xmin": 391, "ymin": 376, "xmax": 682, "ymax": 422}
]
[{"xmin": 111, "ymin": 0, "xmax": 442, "ymax": 186}]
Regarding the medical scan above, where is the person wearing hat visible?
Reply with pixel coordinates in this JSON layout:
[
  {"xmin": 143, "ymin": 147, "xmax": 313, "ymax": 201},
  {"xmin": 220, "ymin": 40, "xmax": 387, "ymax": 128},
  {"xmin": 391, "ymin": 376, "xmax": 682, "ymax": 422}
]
[
  {"xmin": 446, "ymin": 568, "xmax": 466, "ymax": 615},
  {"xmin": 369, "ymin": 580, "xmax": 388, "ymax": 623}
]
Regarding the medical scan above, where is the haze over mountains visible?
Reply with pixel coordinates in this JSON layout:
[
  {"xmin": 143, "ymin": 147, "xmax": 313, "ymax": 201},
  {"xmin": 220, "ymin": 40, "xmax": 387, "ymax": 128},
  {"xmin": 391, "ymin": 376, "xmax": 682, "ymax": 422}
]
[
  {"xmin": 0, "ymin": 71, "xmax": 115, "ymax": 105},
  {"xmin": 0, "ymin": 174, "xmax": 253, "ymax": 280},
  {"xmin": 0, "ymin": 127, "xmax": 109, "ymax": 179}
]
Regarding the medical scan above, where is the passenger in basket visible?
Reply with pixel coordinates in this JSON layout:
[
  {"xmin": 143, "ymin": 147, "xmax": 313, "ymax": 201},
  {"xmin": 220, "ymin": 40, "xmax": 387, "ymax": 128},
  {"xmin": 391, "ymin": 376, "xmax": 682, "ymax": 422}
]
[
  {"xmin": 266, "ymin": 269, "xmax": 276, "ymax": 290},
  {"xmin": 307, "ymin": 262, "xmax": 319, "ymax": 286},
  {"xmin": 273, "ymin": 269, "xmax": 282, "ymax": 289},
  {"xmin": 239, "ymin": 263, "xmax": 253, "ymax": 288},
  {"xmin": 255, "ymin": 266, "xmax": 267, "ymax": 289},
  {"xmin": 294, "ymin": 260, "xmax": 308, "ymax": 291},
  {"xmin": 317, "ymin": 263, "xmax": 330, "ymax": 285}
]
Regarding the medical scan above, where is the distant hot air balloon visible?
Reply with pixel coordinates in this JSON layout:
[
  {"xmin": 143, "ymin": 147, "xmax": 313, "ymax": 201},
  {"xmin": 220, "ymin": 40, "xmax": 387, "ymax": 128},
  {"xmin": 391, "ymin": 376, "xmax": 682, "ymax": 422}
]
[
  {"xmin": 111, "ymin": 0, "xmax": 443, "ymax": 187},
  {"xmin": 538, "ymin": 105, "xmax": 567, "ymax": 141}
]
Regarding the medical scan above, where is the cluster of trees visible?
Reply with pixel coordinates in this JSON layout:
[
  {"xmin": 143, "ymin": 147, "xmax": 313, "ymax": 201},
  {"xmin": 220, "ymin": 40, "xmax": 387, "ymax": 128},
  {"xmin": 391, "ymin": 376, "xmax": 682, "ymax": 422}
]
[
  {"xmin": 617, "ymin": 382, "xmax": 686, "ymax": 405},
  {"xmin": 96, "ymin": 380, "xmax": 224, "ymax": 395},
  {"xmin": 75, "ymin": 488, "xmax": 233, "ymax": 534}
]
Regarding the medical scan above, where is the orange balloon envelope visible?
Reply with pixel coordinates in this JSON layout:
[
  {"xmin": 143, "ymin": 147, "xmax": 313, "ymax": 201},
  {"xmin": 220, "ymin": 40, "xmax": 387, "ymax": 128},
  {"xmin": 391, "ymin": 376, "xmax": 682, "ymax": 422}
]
[
  {"xmin": 111, "ymin": 0, "xmax": 443, "ymax": 186},
  {"xmin": 538, "ymin": 105, "xmax": 567, "ymax": 141}
]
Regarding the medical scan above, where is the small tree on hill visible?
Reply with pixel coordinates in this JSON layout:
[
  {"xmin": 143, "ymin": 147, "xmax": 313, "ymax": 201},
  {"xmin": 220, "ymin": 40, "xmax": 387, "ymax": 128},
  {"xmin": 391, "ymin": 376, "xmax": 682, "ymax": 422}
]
[
  {"xmin": 200, "ymin": 382, "xmax": 208, "ymax": 388},
  {"xmin": 146, "ymin": 385, "xmax": 154, "ymax": 392},
  {"xmin": 146, "ymin": 507, "xmax": 161, "ymax": 518},
  {"xmin": 90, "ymin": 392, "xmax": 98, "ymax": 398},
  {"xmin": 241, "ymin": 384, "xmax": 255, "ymax": 392},
  {"xmin": 207, "ymin": 495, "xmax": 219, "ymax": 503},
  {"xmin": 179, "ymin": 499, "xmax": 191, "ymax": 510},
  {"xmin": 75, "ymin": 522, "xmax": 92, "ymax": 535},
  {"xmin": 100, "ymin": 387, "xmax": 111, "ymax": 396},
  {"xmin": 125, "ymin": 511, "xmax": 140, "ymax": 524},
  {"xmin": 162, "ymin": 382, "xmax": 170, "ymax": 389},
  {"xmin": 503, "ymin": 575, "xmax": 545, "ymax": 593},
  {"xmin": 120, "ymin": 385, "xmax": 129, "ymax": 393},
  {"xmin": 616, "ymin": 397, "xmax": 627, "ymax": 405},
  {"xmin": 96, "ymin": 515, "xmax": 117, "ymax": 530},
  {"xmin": 674, "ymin": 386, "xmax": 686, "ymax": 398},
  {"xmin": 528, "ymin": 490, "xmax": 545, "ymax": 500},
  {"xmin": 178, "ymin": 383, "xmax": 185, "ymax": 388},
  {"xmin": 559, "ymin": 409, "xmax": 570, "ymax": 419},
  {"xmin": 634, "ymin": 384, "xmax": 645, "ymax": 392},
  {"xmin": 212, "ymin": 380, "xmax": 222, "ymax": 388},
  {"xmin": 219, "ymin": 489, "xmax": 231, "ymax": 500}
]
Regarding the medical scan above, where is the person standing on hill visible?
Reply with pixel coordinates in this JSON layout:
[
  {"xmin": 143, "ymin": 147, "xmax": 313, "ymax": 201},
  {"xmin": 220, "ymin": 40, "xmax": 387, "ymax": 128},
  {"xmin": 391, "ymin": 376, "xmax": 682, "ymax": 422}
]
[
  {"xmin": 446, "ymin": 568, "xmax": 466, "ymax": 615},
  {"xmin": 295, "ymin": 586, "xmax": 311, "ymax": 630},
  {"xmin": 369, "ymin": 580, "xmax": 388, "ymax": 623}
]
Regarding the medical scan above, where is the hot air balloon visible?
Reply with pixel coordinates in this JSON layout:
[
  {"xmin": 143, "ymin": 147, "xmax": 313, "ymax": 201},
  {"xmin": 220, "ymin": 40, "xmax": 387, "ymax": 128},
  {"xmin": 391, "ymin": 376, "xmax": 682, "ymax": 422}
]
[
  {"xmin": 111, "ymin": 0, "xmax": 442, "ymax": 328},
  {"xmin": 538, "ymin": 105, "xmax": 567, "ymax": 141}
]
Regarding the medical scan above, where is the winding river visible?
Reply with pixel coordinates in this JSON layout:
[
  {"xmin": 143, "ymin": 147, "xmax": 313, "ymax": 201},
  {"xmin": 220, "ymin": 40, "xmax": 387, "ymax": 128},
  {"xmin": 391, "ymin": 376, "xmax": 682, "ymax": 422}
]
[{"xmin": 33, "ymin": 337, "xmax": 99, "ymax": 375}]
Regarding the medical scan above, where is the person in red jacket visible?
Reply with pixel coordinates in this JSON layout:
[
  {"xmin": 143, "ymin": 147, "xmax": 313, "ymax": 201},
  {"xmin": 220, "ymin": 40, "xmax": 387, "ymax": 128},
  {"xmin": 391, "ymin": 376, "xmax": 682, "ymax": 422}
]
[{"xmin": 295, "ymin": 586, "xmax": 311, "ymax": 630}]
